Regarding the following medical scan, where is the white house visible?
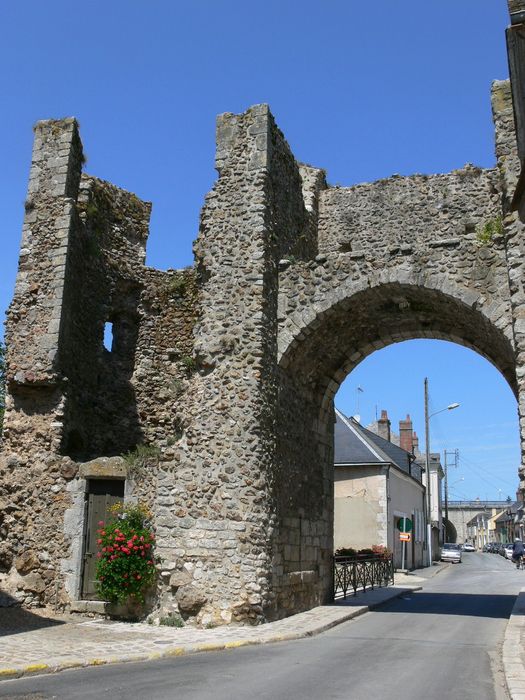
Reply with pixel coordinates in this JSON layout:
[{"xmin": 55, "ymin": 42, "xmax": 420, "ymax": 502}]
[{"xmin": 334, "ymin": 409, "xmax": 427, "ymax": 569}]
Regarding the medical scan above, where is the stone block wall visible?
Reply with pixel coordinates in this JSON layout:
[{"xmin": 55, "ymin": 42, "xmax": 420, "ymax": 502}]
[{"xmin": 2, "ymin": 64, "xmax": 525, "ymax": 622}]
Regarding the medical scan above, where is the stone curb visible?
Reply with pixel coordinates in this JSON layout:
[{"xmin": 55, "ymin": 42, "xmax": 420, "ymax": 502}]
[
  {"xmin": 502, "ymin": 587, "xmax": 525, "ymax": 700},
  {"xmin": 0, "ymin": 585, "xmax": 421, "ymax": 682}
]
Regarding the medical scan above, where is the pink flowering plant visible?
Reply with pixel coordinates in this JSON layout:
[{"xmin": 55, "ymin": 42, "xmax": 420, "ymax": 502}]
[{"xmin": 95, "ymin": 502, "xmax": 156, "ymax": 604}]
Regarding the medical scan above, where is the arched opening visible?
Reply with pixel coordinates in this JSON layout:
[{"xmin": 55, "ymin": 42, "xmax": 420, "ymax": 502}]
[
  {"xmin": 333, "ymin": 338, "xmax": 519, "ymax": 569},
  {"xmin": 444, "ymin": 519, "xmax": 458, "ymax": 544},
  {"xmin": 273, "ymin": 281, "xmax": 518, "ymax": 615}
]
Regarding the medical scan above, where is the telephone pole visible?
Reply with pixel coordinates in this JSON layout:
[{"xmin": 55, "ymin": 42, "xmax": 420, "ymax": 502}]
[{"xmin": 444, "ymin": 449, "xmax": 459, "ymax": 525}]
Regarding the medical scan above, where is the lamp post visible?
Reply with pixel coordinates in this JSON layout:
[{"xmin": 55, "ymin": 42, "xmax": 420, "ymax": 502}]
[{"xmin": 424, "ymin": 377, "xmax": 460, "ymax": 566}]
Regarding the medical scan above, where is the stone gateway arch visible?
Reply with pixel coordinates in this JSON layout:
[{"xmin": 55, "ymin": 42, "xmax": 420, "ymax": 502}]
[{"xmin": 2, "ymin": 6, "xmax": 525, "ymax": 624}]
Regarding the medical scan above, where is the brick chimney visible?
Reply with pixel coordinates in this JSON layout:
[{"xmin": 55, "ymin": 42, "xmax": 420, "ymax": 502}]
[
  {"xmin": 412, "ymin": 431, "xmax": 419, "ymax": 454},
  {"xmin": 399, "ymin": 414, "xmax": 414, "ymax": 454},
  {"xmin": 377, "ymin": 409, "xmax": 391, "ymax": 442}
]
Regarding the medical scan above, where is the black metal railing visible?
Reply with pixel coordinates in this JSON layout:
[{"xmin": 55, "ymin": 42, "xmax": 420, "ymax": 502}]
[{"xmin": 333, "ymin": 554, "xmax": 395, "ymax": 599}]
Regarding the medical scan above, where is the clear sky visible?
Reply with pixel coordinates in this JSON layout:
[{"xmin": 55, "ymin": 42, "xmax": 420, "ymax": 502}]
[{"xmin": 0, "ymin": 1, "xmax": 517, "ymax": 499}]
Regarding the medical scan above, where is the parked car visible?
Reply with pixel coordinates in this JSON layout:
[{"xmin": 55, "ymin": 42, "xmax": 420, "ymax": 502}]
[
  {"xmin": 441, "ymin": 543, "xmax": 462, "ymax": 564},
  {"xmin": 504, "ymin": 544, "xmax": 514, "ymax": 559},
  {"xmin": 462, "ymin": 543, "xmax": 476, "ymax": 552}
]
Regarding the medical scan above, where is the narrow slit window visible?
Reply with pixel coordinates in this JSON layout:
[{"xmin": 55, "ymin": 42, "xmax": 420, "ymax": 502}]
[{"xmin": 103, "ymin": 321, "xmax": 113, "ymax": 352}]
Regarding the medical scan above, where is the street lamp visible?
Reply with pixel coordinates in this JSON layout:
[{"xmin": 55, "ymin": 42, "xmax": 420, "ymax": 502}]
[{"xmin": 424, "ymin": 377, "xmax": 460, "ymax": 566}]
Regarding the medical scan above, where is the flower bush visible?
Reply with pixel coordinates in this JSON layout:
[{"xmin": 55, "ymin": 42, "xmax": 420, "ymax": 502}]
[
  {"xmin": 335, "ymin": 545, "xmax": 391, "ymax": 559},
  {"xmin": 95, "ymin": 502, "xmax": 156, "ymax": 604}
]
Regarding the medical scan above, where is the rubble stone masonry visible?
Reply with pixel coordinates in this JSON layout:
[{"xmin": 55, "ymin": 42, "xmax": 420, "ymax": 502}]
[{"xmin": 1, "ymin": 72, "xmax": 524, "ymax": 623}]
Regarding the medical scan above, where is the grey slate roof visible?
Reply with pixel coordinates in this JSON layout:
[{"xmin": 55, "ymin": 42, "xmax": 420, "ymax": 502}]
[{"xmin": 334, "ymin": 409, "xmax": 422, "ymax": 483}]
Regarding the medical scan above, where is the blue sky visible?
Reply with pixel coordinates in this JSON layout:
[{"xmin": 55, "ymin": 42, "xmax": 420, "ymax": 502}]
[{"xmin": 0, "ymin": 1, "xmax": 518, "ymax": 498}]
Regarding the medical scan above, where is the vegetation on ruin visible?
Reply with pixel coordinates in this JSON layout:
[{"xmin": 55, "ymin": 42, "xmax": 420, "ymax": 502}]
[
  {"xmin": 159, "ymin": 615, "xmax": 184, "ymax": 628},
  {"xmin": 95, "ymin": 501, "xmax": 156, "ymax": 604},
  {"xmin": 181, "ymin": 355, "xmax": 197, "ymax": 373},
  {"xmin": 167, "ymin": 273, "xmax": 187, "ymax": 296},
  {"xmin": 0, "ymin": 341, "xmax": 5, "ymax": 434},
  {"xmin": 169, "ymin": 378, "xmax": 184, "ymax": 396},
  {"xmin": 123, "ymin": 444, "xmax": 161, "ymax": 475},
  {"xmin": 476, "ymin": 216, "xmax": 503, "ymax": 245}
]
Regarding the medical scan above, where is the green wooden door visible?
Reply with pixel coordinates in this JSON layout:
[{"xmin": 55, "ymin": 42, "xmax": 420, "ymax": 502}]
[{"xmin": 81, "ymin": 479, "xmax": 124, "ymax": 600}]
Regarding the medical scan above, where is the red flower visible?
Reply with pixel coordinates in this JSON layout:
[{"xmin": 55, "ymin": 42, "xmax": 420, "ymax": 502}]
[
  {"xmin": 98, "ymin": 521, "xmax": 104, "ymax": 526},
  {"xmin": 97, "ymin": 539, "xmax": 102, "ymax": 545}
]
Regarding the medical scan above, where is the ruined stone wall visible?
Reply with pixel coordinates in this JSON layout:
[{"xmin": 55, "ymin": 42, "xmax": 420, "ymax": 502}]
[
  {"xmin": 60, "ymin": 175, "xmax": 151, "ymax": 459},
  {"xmin": 261, "ymin": 101, "xmax": 515, "ymax": 617},
  {"xmin": 271, "ymin": 85, "xmax": 518, "ymax": 615},
  {"xmin": 2, "ymin": 69, "xmax": 524, "ymax": 623},
  {"xmin": 0, "ymin": 120, "xmax": 83, "ymax": 603},
  {"xmin": 318, "ymin": 166, "xmax": 500, "ymax": 256},
  {"xmin": 277, "ymin": 159, "xmax": 514, "ymax": 387},
  {"xmin": 493, "ymin": 79, "xmax": 525, "ymax": 495},
  {"xmin": 0, "ymin": 119, "xmax": 200, "ymax": 608},
  {"xmin": 150, "ymin": 104, "xmax": 314, "ymax": 625}
]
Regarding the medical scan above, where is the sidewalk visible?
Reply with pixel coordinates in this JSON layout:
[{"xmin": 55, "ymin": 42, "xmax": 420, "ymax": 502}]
[
  {"xmin": 0, "ymin": 576, "xmax": 427, "ymax": 681},
  {"xmin": 503, "ymin": 587, "xmax": 525, "ymax": 700},
  {"xmin": 7, "ymin": 559, "xmax": 524, "ymax": 695}
]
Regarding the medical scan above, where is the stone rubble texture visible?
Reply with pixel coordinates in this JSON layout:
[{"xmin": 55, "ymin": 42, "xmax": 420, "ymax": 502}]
[{"xmin": 1, "ymin": 75, "xmax": 525, "ymax": 625}]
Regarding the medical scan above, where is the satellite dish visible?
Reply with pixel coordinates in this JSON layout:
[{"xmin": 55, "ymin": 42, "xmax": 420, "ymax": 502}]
[{"xmin": 352, "ymin": 414, "xmax": 361, "ymax": 423}]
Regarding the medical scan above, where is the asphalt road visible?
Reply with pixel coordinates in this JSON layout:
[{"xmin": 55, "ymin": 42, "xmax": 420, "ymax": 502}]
[{"xmin": 0, "ymin": 552, "xmax": 522, "ymax": 700}]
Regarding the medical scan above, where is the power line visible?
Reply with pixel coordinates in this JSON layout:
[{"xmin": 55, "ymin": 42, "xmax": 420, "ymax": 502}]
[{"xmin": 459, "ymin": 453, "xmax": 517, "ymax": 490}]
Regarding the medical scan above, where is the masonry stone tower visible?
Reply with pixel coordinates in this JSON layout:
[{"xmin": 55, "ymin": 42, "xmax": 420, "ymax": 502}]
[{"xmin": 1, "ymin": 7, "xmax": 525, "ymax": 623}]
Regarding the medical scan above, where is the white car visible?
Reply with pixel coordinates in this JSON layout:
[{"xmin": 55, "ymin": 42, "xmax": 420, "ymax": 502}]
[
  {"xmin": 462, "ymin": 543, "xmax": 476, "ymax": 552},
  {"xmin": 441, "ymin": 543, "xmax": 462, "ymax": 563},
  {"xmin": 504, "ymin": 544, "xmax": 515, "ymax": 559}
]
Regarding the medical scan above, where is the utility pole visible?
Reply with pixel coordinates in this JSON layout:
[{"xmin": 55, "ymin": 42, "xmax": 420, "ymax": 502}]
[
  {"xmin": 424, "ymin": 378, "xmax": 432, "ymax": 566},
  {"xmin": 444, "ymin": 449, "xmax": 459, "ymax": 525},
  {"xmin": 424, "ymin": 379, "xmax": 459, "ymax": 565}
]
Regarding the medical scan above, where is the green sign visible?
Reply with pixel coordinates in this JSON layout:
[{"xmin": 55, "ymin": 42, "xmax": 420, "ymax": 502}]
[{"xmin": 397, "ymin": 518, "xmax": 413, "ymax": 533}]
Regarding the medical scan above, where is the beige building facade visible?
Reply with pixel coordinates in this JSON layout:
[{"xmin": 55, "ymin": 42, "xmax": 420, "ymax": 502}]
[{"xmin": 334, "ymin": 410, "xmax": 426, "ymax": 570}]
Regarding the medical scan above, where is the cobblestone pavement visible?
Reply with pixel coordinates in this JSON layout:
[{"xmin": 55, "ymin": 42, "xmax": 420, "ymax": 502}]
[{"xmin": 0, "ymin": 577, "xmax": 427, "ymax": 681}]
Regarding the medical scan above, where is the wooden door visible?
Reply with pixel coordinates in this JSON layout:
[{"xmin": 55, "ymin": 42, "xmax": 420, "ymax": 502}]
[{"xmin": 81, "ymin": 479, "xmax": 124, "ymax": 600}]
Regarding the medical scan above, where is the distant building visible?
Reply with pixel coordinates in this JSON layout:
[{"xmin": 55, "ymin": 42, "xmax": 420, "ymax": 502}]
[
  {"xmin": 494, "ymin": 497, "xmax": 525, "ymax": 543},
  {"xmin": 466, "ymin": 510, "xmax": 504, "ymax": 548},
  {"xmin": 447, "ymin": 500, "xmax": 513, "ymax": 544}
]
